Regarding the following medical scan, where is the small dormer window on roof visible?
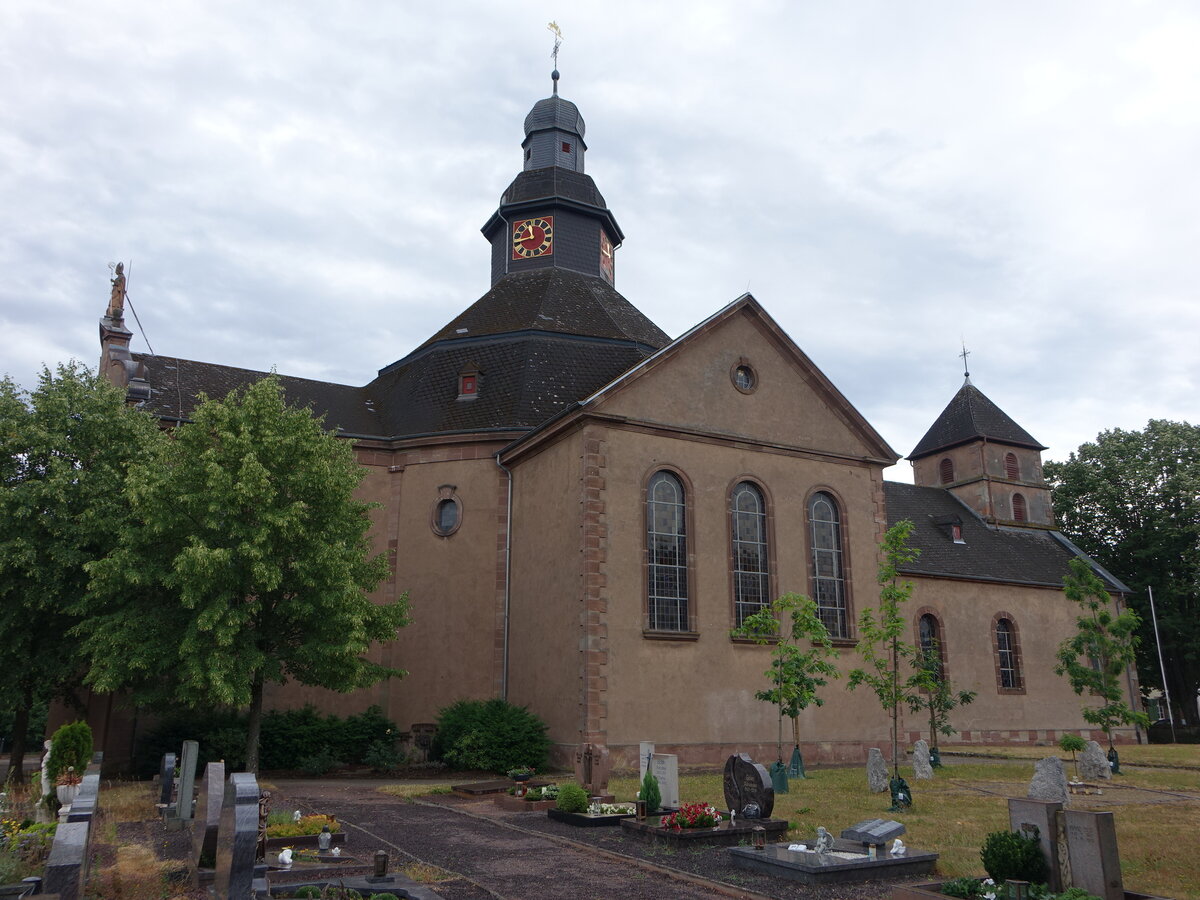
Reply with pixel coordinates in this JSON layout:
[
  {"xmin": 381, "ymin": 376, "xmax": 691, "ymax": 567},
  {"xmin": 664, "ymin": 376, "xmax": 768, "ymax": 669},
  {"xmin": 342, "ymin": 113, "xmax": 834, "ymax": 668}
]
[{"xmin": 458, "ymin": 365, "xmax": 481, "ymax": 400}]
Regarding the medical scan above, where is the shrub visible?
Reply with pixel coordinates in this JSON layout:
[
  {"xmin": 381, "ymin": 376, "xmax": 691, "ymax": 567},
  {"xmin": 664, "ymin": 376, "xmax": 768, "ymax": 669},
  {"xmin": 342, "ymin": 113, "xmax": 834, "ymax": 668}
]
[
  {"xmin": 432, "ymin": 698, "xmax": 550, "ymax": 774},
  {"xmin": 364, "ymin": 739, "xmax": 406, "ymax": 774},
  {"xmin": 293, "ymin": 889, "xmax": 322, "ymax": 899},
  {"xmin": 1056, "ymin": 889, "xmax": 1102, "ymax": 900},
  {"xmin": 298, "ymin": 749, "xmax": 341, "ymax": 777},
  {"xmin": 369, "ymin": 894, "xmax": 401, "ymax": 900},
  {"xmin": 941, "ymin": 876, "xmax": 984, "ymax": 898},
  {"xmin": 265, "ymin": 814, "xmax": 340, "ymax": 838},
  {"xmin": 45, "ymin": 721, "xmax": 93, "ymax": 791},
  {"xmin": 640, "ymin": 770, "xmax": 662, "ymax": 814},
  {"xmin": 980, "ymin": 828, "xmax": 1048, "ymax": 884},
  {"xmin": 555, "ymin": 783, "xmax": 589, "ymax": 813}
]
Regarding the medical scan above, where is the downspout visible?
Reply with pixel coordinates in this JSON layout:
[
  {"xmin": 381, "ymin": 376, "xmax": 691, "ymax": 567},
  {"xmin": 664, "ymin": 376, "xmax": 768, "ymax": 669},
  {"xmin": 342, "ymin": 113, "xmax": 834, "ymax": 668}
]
[{"xmin": 495, "ymin": 451, "xmax": 514, "ymax": 701}]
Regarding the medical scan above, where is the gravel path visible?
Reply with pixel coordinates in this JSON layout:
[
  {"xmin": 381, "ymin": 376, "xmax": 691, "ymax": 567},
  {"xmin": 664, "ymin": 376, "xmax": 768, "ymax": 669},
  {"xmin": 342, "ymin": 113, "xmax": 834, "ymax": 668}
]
[{"xmin": 270, "ymin": 779, "xmax": 925, "ymax": 900}]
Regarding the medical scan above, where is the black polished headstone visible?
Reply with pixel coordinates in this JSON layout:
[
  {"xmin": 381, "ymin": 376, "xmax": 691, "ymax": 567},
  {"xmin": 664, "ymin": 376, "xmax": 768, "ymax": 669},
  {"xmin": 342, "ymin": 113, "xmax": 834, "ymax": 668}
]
[
  {"xmin": 214, "ymin": 772, "xmax": 260, "ymax": 900},
  {"xmin": 722, "ymin": 753, "xmax": 775, "ymax": 819},
  {"xmin": 159, "ymin": 752, "xmax": 176, "ymax": 805}
]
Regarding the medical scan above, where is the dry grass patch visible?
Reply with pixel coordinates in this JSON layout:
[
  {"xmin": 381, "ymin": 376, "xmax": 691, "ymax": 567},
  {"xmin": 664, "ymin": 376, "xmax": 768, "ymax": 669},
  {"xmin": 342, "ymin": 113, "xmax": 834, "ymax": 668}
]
[
  {"xmin": 613, "ymin": 760, "xmax": 1198, "ymax": 899},
  {"xmin": 377, "ymin": 782, "xmax": 453, "ymax": 799},
  {"xmin": 401, "ymin": 861, "xmax": 454, "ymax": 882}
]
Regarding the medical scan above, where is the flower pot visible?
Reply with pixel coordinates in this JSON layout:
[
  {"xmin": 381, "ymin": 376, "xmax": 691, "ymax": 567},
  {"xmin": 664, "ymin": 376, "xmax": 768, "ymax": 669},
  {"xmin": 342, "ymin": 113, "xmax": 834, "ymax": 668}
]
[{"xmin": 56, "ymin": 784, "xmax": 80, "ymax": 808}]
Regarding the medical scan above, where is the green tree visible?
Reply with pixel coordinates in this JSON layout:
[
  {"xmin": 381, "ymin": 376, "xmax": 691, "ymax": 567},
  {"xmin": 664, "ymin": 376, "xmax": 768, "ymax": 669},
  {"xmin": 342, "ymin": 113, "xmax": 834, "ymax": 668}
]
[
  {"xmin": 0, "ymin": 363, "xmax": 163, "ymax": 779},
  {"xmin": 78, "ymin": 375, "xmax": 408, "ymax": 772},
  {"xmin": 908, "ymin": 645, "xmax": 975, "ymax": 761},
  {"xmin": 848, "ymin": 520, "xmax": 924, "ymax": 780},
  {"xmin": 1045, "ymin": 420, "xmax": 1199, "ymax": 723},
  {"xmin": 730, "ymin": 593, "xmax": 840, "ymax": 767},
  {"xmin": 1055, "ymin": 557, "xmax": 1149, "ymax": 750}
]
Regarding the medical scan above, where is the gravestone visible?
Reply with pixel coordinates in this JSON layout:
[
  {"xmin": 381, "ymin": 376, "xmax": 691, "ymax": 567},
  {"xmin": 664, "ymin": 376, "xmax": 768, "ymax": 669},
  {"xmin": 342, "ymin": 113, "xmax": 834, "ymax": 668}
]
[
  {"xmin": 912, "ymin": 740, "xmax": 933, "ymax": 780},
  {"xmin": 841, "ymin": 818, "xmax": 905, "ymax": 847},
  {"xmin": 1008, "ymin": 798, "xmax": 1064, "ymax": 892},
  {"xmin": 866, "ymin": 748, "xmax": 889, "ymax": 793},
  {"xmin": 574, "ymin": 742, "xmax": 612, "ymax": 795},
  {"xmin": 158, "ymin": 752, "xmax": 176, "ymax": 806},
  {"xmin": 214, "ymin": 772, "xmax": 260, "ymax": 900},
  {"xmin": 722, "ymin": 753, "xmax": 775, "ymax": 819},
  {"xmin": 639, "ymin": 741, "xmax": 655, "ymax": 780},
  {"xmin": 1028, "ymin": 756, "xmax": 1069, "ymax": 805},
  {"xmin": 65, "ymin": 773, "xmax": 100, "ymax": 824},
  {"xmin": 1064, "ymin": 809, "xmax": 1123, "ymax": 900},
  {"xmin": 43, "ymin": 820, "xmax": 89, "ymax": 900},
  {"xmin": 193, "ymin": 760, "xmax": 225, "ymax": 875},
  {"xmin": 649, "ymin": 753, "xmax": 679, "ymax": 809},
  {"xmin": 1078, "ymin": 741, "xmax": 1112, "ymax": 781},
  {"xmin": 176, "ymin": 740, "xmax": 199, "ymax": 820}
]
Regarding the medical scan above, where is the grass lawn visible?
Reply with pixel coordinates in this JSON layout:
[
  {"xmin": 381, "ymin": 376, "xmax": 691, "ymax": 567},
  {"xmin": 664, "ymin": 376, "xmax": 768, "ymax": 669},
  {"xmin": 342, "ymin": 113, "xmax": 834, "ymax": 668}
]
[
  {"xmin": 948, "ymin": 742, "xmax": 1200, "ymax": 769},
  {"xmin": 606, "ymin": 756, "xmax": 1200, "ymax": 900}
]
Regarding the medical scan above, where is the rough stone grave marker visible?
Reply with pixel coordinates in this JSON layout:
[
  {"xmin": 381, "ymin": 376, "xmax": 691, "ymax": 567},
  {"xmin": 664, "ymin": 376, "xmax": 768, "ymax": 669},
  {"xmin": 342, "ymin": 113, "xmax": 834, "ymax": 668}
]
[
  {"xmin": 1064, "ymin": 809, "xmax": 1123, "ymax": 900},
  {"xmin": 867, "ymin": 748, "xmax": 889, "ymax": 793},
  {"xmin": 650, "ymin": 753, "xmax": 679, "ymax": 809},
  {"xmin": 1008, "ymin": 798, "xmax": 1064, "ymax": 892},
  {"xmin": 574, "ymin": 742, "xmax": 612, "ymax": 796},
  {"xmin": 158, "ymin": 752, "xmax": 176, "ymax": 806},
  {"xmin": 1028, "ymin": 756, "xmax": 1069, "ymax": 804},
  {"xmin": 912, "ymin": 740, "xmax": 933, "ymax": 780},
  {"xmin": 1078, "ymin": 741, "xmax": 1112, "ymax": 781},
  {"xmin": 214, "ymin": 772, "xmax": 260, "ymax": 900},
  {"xmin": 722, "ymin": 753, "xmax": 775, "ymax": 819}
]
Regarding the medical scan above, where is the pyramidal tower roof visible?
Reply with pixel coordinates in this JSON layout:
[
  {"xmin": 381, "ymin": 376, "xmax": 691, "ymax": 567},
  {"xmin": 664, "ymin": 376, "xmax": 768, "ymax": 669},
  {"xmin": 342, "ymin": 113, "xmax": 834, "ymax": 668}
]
[{"xmin": 908, "ymin": 379, "xmax": 1046, "ymax": 459}]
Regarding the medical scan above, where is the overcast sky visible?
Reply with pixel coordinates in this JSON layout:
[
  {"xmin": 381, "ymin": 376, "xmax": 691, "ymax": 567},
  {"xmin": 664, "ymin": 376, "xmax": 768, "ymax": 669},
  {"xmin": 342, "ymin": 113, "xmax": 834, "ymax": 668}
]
[{"xmin": 3, "ymin": 1, "xmax": 1197, "ymax": 480}]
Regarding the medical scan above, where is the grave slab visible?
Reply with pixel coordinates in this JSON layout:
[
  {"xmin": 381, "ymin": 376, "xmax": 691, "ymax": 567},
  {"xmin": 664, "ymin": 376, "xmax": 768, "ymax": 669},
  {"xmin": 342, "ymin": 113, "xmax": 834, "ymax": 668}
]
[
  {"xmin": 621, "ymin": 815, "xmax": 787, "ymax": 848},
  {"xmin": 731, "ymin": 838, "xmax": 937, "ymax": 885},
  {"xmin": 841, "ymin": 818, "xmax": 906, "ymax": 846},
  {"xmin": 1008, "ymin": 798, "xmax": 1064, "ymax": 892},
  {"xmin": 649, "ymin": 753, "xmax": 680, "ymax": 809},
  {"xmin": 43, "ymin": 820, "xmax": 89, "ymax": 900}
]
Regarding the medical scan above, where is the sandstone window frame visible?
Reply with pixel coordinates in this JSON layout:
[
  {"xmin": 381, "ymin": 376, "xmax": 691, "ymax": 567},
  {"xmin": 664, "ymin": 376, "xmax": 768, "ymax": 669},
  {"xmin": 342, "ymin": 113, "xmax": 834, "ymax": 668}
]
[
  {"xmin": 992, "ymin": 613, "xmax": 1025, "ymax": 694},
  {"xmin": 939, "ymin": 457, "xmax": 954, "ymax": 484},
  {"xmin": 643, "ymin": 467, "xmax": 697, "ymax": 639},
  {"xmin": 431, "ymin": 485, "xmax": 463, "ymax": 537},
  {"xmin": 728, "ymin": 479, "xmax": 774, "ymax": 631},
  {"xmin": 915, "ymin": 608, "xmax": 947, "ymax": 682},
  {"xmin": 805, "ymin": 488, "xmax": 853, "ymax": 641}
]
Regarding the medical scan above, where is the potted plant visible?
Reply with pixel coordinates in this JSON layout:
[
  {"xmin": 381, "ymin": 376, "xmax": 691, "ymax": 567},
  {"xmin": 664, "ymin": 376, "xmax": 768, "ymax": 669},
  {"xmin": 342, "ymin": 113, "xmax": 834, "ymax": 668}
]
[
  {"xmin": 506, "ymin": 766, "xmax": 535, "ymax": 782},
  {"xmin": 55, "ymin": 766, "xmax": 82, "ymax": 808}
]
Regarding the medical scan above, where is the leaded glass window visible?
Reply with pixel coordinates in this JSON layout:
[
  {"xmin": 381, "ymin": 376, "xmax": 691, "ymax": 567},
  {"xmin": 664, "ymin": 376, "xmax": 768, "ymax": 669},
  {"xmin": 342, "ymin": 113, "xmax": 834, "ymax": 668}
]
[
  {"xmin": 647, "ymin": 471, "xmax": 689, "ymax": 631},
  {"xmin": 731, "ymin": 482, "xmax": 768, "ymax": 627},
  {"xmin": 809, "ymin": 492, "xmax": 847, "ymax": 638},
  {"xmin": 919, "ymin": 613, "xmax": 943, "ymax": 680},
  {"xmin": 996, "ymin": 618, "xmax": 1019, "ymax": 689}
]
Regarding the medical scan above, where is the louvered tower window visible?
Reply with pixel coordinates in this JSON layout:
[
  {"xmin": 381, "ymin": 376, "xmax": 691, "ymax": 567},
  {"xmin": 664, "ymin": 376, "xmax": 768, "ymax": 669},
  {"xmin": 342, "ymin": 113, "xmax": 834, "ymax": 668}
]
[
  {"xmin": 1005, "ymin": 452, "xmax": 1019, "ymax": 480},
  {"xmin": 1012, "ymin": 493, "xmax": 1027, "ymax": 522},
  {"xmin": 939, "ymin": 458, "xmax": 954, "ymax": 484}
]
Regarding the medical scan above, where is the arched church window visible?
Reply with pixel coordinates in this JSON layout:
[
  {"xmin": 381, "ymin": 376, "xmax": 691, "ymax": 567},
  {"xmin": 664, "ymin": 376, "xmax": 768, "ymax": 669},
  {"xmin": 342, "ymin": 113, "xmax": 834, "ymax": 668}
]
[
  {"xmin": 1012, "ymin": 493, "xmax": 1027, "ymax": 522},
  {"xmin": 918, "ymin": 613, "xmax": 944, "ymax": 680},
  {"xmin": 647, "ymin": 471, "xmax": 689, "ymax": 632},
  {"xmin": 808, "ymin": 491, "xmax": 848, "ymax": 638},
  {"xmin": 939, "ymin": 458, "xmax": 954, "ymax": 484},
  {"xmin": 731, "ymin": 482, "xmax": 769, "ymax": 628},
  {"xmin": 993, "ymin": 616, "xmax": 1023, "ymax": 691},
  {"xmin": 1005, "ymin": 452, "xmax": 1019, "ymax": 480}
]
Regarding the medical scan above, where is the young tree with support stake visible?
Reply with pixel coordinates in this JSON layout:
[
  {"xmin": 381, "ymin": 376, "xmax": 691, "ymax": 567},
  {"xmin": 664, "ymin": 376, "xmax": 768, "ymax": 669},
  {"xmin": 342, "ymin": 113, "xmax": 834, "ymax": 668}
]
[
  {"xmin": 78, "ymin": 376, "xmax": 409, "ymax": 772},
  {"xmin": 731, "ymin": 592, "xmax": 840, "ymax": 788},
  {"xmin": 908, "ymin": 644, "xmax": 975, "ymax": 767},
  {"xmin": 848, "ymin": 519, "xmax": 924, "ymax": 810},
  {"xmin": 1055, "ymin": 557, "xmax": 1149, "ymax": 773}
]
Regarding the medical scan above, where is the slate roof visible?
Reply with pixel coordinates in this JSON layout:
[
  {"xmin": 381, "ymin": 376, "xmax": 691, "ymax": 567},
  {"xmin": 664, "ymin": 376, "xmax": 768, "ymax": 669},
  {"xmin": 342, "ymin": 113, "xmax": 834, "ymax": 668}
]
[
  {"xmin": 884, "ymin": 481, "xmax": 1128, "ymax": 592},
  {"xmin": 500, "ymin": 168, "xmax": 606, "ymax": 209},
  {"xmin": 130, "ymin": 353, "xmax": 382, "ymax": 435},
  {"xmin": 413, "ymin": 268, "xmax": 669, "ymax": 352},
  {"xmin": 524, "ymin": 95, "xmax": 584, "ymax": 137},
  {"xmin": 909, "ymin": 381, "xmax": 1046, "ymax": 459}
]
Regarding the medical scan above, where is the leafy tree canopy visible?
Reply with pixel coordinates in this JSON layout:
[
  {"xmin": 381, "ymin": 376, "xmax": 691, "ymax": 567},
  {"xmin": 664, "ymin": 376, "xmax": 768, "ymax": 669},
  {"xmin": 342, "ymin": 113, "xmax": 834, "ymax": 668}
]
[
  {"xmin": 1045, "ymin": 420, "xmax": 1200, "ymax": 716},
  {"xmin": 77, "ymin": 375, "xmax": 407, "ymax": 771},
  {"xmin": 0, "ymin": 362, "xmax": 163, "ymax": 774}
]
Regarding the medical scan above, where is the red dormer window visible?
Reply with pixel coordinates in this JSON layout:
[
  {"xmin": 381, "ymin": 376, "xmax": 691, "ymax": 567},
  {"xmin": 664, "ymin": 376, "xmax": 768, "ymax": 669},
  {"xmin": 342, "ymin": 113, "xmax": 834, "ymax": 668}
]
[
  {"xmin": 561, "ymin": 141, "xmax": 572, "ymax": 153},
  {"xmin": 458, "ymin": 374, "xmax": 478, "ymax": 399}
]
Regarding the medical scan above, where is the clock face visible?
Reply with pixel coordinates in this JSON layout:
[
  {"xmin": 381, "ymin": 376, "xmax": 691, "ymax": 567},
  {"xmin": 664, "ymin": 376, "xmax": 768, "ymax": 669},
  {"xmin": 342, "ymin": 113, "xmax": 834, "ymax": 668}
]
[
  {"xmin": 599, "ymin": 231, "xmax": 614, "ymax": 283},
  {"xmin": 512, "ymin": 216, "xmax": 554, "ymax": 259}
]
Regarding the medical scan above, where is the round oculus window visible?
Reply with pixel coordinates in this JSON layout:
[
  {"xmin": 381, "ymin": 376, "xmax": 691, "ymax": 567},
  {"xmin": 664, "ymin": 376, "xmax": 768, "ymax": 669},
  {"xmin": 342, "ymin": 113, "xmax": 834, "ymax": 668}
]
[
  {"xmin": 434, "ymin": 498, "xmax": 460, "ymax": 535},
  {"xmin": 732, "ymin": 364, "xmax": 757, "ymax": 393}
]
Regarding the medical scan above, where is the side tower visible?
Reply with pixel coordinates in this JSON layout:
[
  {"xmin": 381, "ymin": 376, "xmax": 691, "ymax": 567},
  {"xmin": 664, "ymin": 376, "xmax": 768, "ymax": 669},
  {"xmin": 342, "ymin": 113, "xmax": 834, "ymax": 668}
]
[{"xmin": 908, "ymin": 375, "xmax": 1054, "ymax": 526}]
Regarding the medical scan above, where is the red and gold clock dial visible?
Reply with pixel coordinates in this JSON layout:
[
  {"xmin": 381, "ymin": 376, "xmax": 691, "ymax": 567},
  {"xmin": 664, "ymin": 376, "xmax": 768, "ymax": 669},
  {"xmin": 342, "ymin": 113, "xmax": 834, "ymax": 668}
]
[
  {"xmin": 599, "ymin": 231, "xmax": 614, "ymax": 283},
  {"xmin": 512, "ymin": 216, "xmax": 554, "ymax": 259}
]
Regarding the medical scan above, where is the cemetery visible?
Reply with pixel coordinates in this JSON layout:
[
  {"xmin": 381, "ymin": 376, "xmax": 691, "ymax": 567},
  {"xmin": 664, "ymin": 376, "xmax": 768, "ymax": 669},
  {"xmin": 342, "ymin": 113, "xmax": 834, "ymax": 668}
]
[{"xmin": 1, "ymin": 717, "xmax": 1195, "ymax": 898}]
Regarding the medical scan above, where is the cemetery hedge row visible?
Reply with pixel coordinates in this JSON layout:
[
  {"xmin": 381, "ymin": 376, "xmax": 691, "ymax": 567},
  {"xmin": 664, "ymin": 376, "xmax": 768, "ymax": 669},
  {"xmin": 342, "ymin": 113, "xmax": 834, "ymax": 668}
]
[
  {"xmin": 133, "ymin": 705, "xmax": 398, "ymax": 775},
  {"xmin": 432, "ymin": 698, "xmax": 550, "ymax": 774}
]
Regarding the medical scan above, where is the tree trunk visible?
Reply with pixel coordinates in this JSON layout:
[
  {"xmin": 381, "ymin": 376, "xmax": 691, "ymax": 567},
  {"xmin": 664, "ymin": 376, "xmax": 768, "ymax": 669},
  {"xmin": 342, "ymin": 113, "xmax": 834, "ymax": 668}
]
[
  {"xmin": 245, "ymin": 677, "xmax": 264, "ymax": 774},
  {"xmin": 792, "ymin": 715, "xmax": 801, "ymax": 748},
  {"xmin": 891, "ymin": 636, "xmax": 900, "ymax": 778},
  {"xmin": 5, "ymin": 696, "xmax": 31, "ymax": 784}
]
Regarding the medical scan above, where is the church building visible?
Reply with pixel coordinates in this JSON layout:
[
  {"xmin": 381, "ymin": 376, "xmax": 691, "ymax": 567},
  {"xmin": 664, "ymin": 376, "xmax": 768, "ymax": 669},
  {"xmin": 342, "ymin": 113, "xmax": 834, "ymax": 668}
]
[{"xmin": 90, "ymin": 71, "xmax": 1138, "ymax": 771}]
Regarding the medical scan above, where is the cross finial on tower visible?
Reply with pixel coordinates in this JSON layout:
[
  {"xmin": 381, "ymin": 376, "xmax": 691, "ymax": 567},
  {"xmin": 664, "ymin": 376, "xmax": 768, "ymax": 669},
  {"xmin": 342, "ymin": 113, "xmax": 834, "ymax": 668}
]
[
  {"xmin": 548, "ymin": 21, "xmax": 563, "ymax": 95},
  {"xmin": 959, "ymin": 342, "xmax": 971, "ymax": 383}
]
